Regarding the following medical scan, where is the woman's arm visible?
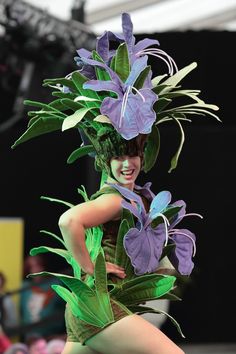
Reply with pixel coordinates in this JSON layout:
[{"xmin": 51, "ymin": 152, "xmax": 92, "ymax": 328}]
[{"xmin": 58, "ymin": 193, "xmax": 124, "ymax": 276}]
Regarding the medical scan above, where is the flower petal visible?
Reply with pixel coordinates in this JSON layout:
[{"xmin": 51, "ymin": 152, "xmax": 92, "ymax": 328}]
[
  {"xmin": 83, "ymin": 80, "xmax": 121, "ymax": 96},
  {"xmin": 134, "ymin": 182, "xmax": 155, "ymax": 202},
  {"xmin": 134, "ymin": 38, "xmax": 160, "ymax": 54},
  {"xmin": 149, "ymin": 191, "xmax": 172, "ymax": 220},
  {"xmin": 169, "ymin": 200, "xmax": 186, "ymax": 228},
  {"xmin": 168, "ymin": 229, "xmax": 196, "ymax": 275},
  {"xmin": 96, "ymin": 30, "xmax": 124, "ymax": 62},
  {"xmin": 121, "ymin": 13, "xmax": 135, "ymax": 54},
  {"xmin": 124, "ymin": 224, "xmax": 166, "ymax": 275}
]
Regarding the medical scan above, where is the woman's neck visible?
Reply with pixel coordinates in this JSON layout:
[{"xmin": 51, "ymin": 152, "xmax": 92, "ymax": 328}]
[{"xmin": 106, "ymin": 176, "xmax": 135, "ymax": 191}]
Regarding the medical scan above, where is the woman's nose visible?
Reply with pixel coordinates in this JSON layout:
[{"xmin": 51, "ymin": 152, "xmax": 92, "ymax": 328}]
[{"xmin": 123, "ymin": 158, "xmax": 130, "ymax": 167}]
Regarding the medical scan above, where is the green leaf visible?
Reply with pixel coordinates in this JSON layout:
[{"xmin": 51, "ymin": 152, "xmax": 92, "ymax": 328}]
[
  {"xmin": 113, "ymin": 43, "xmax": 130, "ymax": 82},
  {"xmin": 151, "ymin": 206, "xmax": 182, "ymax": 229},
  {"xmin": 154, "ymin": 98, "xmax": 172, "ymax": 113},
  {"xmin": 161, "ymin": 62, "xmax": 198, "ymax": 92},
  {"xmin": 151, "ymin": 74, "xmax": 168, "ymax": 87},
  {"xmin": 60, "ymin": 98, "xmax": 86, "ymax": 111},
  {"xmin": 40, "ymin": 195, "xmax": 74, "ymax": 208},
  {"xmin": 92, "ymin": 51, "xmax": 111, "ymax": 82},
  {"xmin": 160, "ymin": 244, "xmax": 176, "ymax": 259},
  {"xmin": 24, "ymin": 100, "xmax": 66, "ymax": 116},
  {"xmin": 86, "ymin": 227, "xmax": 103, "ymax": 262},
  {"xmin": 152, "ymin": 84, "xmax": 171, "ymax": 95},
  {"xmin": 77, "ymin": 185, "xmax": 90, "ymax": 202},
  {"xmin": 62, "ymin": 107, "xmax": 97, "ymax": 131},
  {"xmin": 67, "ymin": 145, "xmax": 96, "ymax": 164},
  {"xmin": 94, "ymin": 253, "xmax": 114, "ymax": 324},
  {"xmin": 114, "ymin": 219, "xmax": 135, "ymax": 280},
  {"xmin": 11, "ymin": 116, "xmax": 64, "ymax": 149},
  {"xmin": 143, "ymin": 125, "xmax": 160, "ymax": 173},
  {"xmin": 43, "ymin": 77, "xmax": 77, "ymax": 92},
  {"xmin": 127, "ymin": 305, "xmax": 185, "ymax": 338},
  {"xmin": 168, "ymin": 117, "xmax": 185, "ymax": 173},
  {"xmin": 115, "ymin": 276, "xmax": 176, "ymax": 305},
  {"xmin": 134, "ymin": 66, "xmax": 151, "ymax": 89},
  {"xmin": 30, "ymin": 246, "xmax": 72, "ymax": 264},
  {"xmin": 71, "ymin": 71, "xmax": 101, "ymax": 106},
  {"xmin": 52, "ymin": 284, "xmax": 104, "ymax": 326},
  {"xmin": 40, "ymin": 230, "xmax": 66, "ymax": 247}
]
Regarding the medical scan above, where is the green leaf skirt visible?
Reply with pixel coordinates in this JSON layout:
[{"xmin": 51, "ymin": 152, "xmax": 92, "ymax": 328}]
[{"xmin": 65, "ymin": 298, "xmax": 131, "ymax": 344}]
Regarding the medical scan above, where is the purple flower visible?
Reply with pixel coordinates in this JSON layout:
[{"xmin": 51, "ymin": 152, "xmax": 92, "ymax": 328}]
[
  {"xmin": 108, "ymin": 183, "xmax": 201, "ymax": 276},
  {"xmin": 75, "ymin": 13, "xmax": 177, "ymax": 77},
  {"xmin": 83, "ymin": 56, "xmax": 157, "ymax": 140},
  {"xmin": 108, "ymin": 183, "xmax": 171, "ymax": 275}
]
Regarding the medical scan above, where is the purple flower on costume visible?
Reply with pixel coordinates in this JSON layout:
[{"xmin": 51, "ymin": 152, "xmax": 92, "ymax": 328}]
[
  {"xmin": 83, "ymin": 56, "xmax": 157, "ymax": 140},
  {"xmin": 108, "ymin": 183, "xmax": 172, "ymax": 275},
  {"xmin": 108, "ymin": 183, "xmax": 200, "ymax": 276}
]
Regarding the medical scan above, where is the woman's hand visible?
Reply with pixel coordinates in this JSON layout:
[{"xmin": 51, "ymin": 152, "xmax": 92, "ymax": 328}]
[{"xmin": 106, "ymin": 262, "xmax": 126, "ymax": 279}]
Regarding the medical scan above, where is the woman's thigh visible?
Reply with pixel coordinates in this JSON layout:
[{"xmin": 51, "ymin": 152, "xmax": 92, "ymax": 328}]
[
  {"xmin": 86, "ymin": 314, "xmax": 185, "ymax": 354},
  {"xmin": 62, "ymin": 341, "xmax": 102, "ymax": 354}
]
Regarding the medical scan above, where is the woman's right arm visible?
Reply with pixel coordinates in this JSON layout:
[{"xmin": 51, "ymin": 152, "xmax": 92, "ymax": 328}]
[{"xmin": 58, "ymin": 193, "xmax": 125, "ymax": 276}]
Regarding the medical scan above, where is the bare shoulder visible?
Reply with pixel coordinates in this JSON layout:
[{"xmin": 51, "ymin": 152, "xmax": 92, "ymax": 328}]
[{"xmin": 61, "ymin": 192, "xmax": 123, "ymax": 229}]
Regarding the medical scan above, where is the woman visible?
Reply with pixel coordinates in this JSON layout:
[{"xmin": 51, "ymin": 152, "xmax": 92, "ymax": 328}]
[
  {"xmin": 59, "ymin": 146, "xmax": 185, "ymax": 354},
  {"xmin": 12, "ymin": 11, "xmax": 218, "ymax": 354}
]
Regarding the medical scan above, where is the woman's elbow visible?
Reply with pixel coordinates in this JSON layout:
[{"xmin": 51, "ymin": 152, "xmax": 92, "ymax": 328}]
[{"xmin": 58, "ymin": 211, "xmax": 73, "ymax": 230}]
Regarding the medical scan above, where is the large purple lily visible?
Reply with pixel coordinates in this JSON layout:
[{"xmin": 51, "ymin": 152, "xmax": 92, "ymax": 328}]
[
  {"xmin": 108, "ymin": 183, "xmax": 172, "ymax": 275},
  {"xmin": 108, "ymin": 183, "xmax": 201, "ymax": 276},
  {"xmin": 83, "ymin": 56, "xmax": 157, "ymax": 140}
]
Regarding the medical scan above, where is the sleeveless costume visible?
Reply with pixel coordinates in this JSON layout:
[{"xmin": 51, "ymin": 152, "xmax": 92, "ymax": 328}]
[
  {"xmin": 65, "ymin": 186, "xmax": 150, "ymax": 344},
  {"xmin": 11, "ymin": 12, "xmax": 219, "ymax": 346}
]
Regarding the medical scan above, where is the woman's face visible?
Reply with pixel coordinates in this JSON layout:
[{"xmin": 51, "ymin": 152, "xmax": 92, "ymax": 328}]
[{"xmin": 109, "ymin": 155, "xmax": 141, "ymax": 189}]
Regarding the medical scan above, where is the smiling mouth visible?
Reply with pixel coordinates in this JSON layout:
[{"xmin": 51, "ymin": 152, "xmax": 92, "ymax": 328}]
[{"xmin": 121, "ymin": 169, "xmax": 134, "ymax": 176}]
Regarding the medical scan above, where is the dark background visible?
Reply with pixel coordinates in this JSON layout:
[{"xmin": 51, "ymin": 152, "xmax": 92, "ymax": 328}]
[{"xmin": 1, "ymin": 30, "xmax": 235, "ymax": 343}]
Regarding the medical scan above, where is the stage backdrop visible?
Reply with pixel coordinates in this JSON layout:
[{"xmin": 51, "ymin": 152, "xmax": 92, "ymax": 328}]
[{"xmin": 0, "ymin": 31, "xmax": 235, "ymax": 343}]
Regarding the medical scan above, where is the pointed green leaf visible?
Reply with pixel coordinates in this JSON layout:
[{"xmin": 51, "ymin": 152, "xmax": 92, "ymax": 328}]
[
  {"xmin": 154, "ymin": 98, "xmax": 172, "ymax": 113},
  {"xmin": 62, "ymin": 107, "xmax": 97, "ymax": 131},
  {"xmin": 40, "ymin": 195, "xmax": 74, "ymax": 208},
  {"xmin": 168, "ymin": 117, "xmax": 185, "ymax": 173},
  {"xmin": 92, "ymin": 51, "xmax": 111, "ymax": 82},
  {"xmin": 43, "ymin": 77, "xmax": 77, "ymax": 92},
  {"xmin": 94, "ymin": 253, "xmax": 114, "ymax": 323},
  {"xmin": 30, "ymin": 246, "xmax": 72, "ymax": 263},
  {"xmin": 115, "ymin": 276, "xmax": 176, "ymax": 305},
  {"xmin": 115, "ymin": 219, "xmax": 135, "ymax": 280},
  {"xmin": 127, "ymin": 305, "xmax": 185, "ymax": 338},
  {"xmin": 40, "ymin": 230, "xmax": 66, "ymax": 247},
  {"xmin": 94, "ymin": 115, "xmax": 112, "ymax": 124},
  {"xmin": 134, "ymin": 66, "xmax": 151, "ymax": 89},
  {"xmin": 11, "ymin": 116, "xmax": 64, "ymax": 148},
  {"xmin": 67, "ymin": 145, "xmax": 95, "ymax": 164},
  {"xmin": 151, "ymin": 206, "xmax": 182, "ymax": 229},
  {"xmin": 52, "ymin": 284, "xmax": 103, "ymax": 326},
  {"xmin": 161, "ymin": 62, "xmax": 198, "ymax": 92},
  {"xmin": 60, "ymin": 98, "xmax": 85, "ymax": 111},
  {"xmin": 143, "ymin": 125, "xmax": 160, "ymax": 173},
  {"xmin": 151, "ymin": 74, "xmax": 168, "ymax": 87},
  {"xmin": 113, "ymin": 43, "xmax": 130, "ymax": 82}
]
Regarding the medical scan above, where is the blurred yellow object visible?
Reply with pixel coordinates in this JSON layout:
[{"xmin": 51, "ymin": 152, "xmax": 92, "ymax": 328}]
[{"xmin": 0, "ymin": 218, "xmax": 24, "ymax": 305}]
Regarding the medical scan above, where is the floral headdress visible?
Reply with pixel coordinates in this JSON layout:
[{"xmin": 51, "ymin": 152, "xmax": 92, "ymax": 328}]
[{"xmin": 12, "ymin": 13, "xmax": 220, "ymax": 175}]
